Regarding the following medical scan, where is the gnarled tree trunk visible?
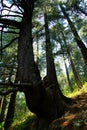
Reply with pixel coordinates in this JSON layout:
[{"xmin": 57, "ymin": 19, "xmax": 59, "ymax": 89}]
[{"xmin": 17, "ymin": 2, "xmax": 68, "ymax": 130}]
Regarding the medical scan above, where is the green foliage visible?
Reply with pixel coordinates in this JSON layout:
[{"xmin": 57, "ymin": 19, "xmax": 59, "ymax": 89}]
[
  {"xmin": 0, "ymin": 122, "xmax": 4, "ymax": 130},
  {"xmin": 66, "ymin": 82, "xmax": 87, "ymax": 97},
  {"xmin": 14, "ymin": 92, "xmax": 28, "ymax": 120},
  {"xmin": 79, "ymin": 20, "xmax": 87, "ymax": 43},
  {"xmin": 11, "ymin": 114, "xmax": 37, "ymax": 130}
]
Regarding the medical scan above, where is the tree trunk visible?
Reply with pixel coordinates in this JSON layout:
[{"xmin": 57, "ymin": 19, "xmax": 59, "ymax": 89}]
[
  {"xmin": 44, "ymin": 13, "xmax": 58, "ymax": 86},
  {"xmin": 44, "ymin": 12, "xmax": 68, "ymax": 116},
  {"xmin": 0, "ymin": 96, "xmax": 7, "ymax": 123},
  {"xmin": 60, "ymin": 5, "xmax": 87, "ymax": 65},
  {"xmin": 63, "ymin": 54, "xmax": 73, "ymax": 91},
  {"xmin": 70, "ymin": 55, "xmax": 83, "ymax": 88},
  {"xmin": 16, "ymin": 3, "xmax": 69, "ymax": 130},
  {"xmin": 59, "ymin": 37, "xmax": 73, "ymax": 91},
  {"xmin": 4, "ymin": 92, "xmax": 16, "ymax": 130},
  {"xmin": 44, "ymin": 13, "xmax": 71, "ymax": 103},
  {"xmin": 4, "ymin": 58, "xmax": 18, "ymax": 130},
  {"xmin": 61, "ymin": 32, "xmax": 83, "ymax": 88}
]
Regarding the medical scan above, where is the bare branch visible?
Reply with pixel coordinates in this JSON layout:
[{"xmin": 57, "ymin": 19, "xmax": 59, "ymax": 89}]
[
  {"xmin": 1, "ymin": 14, "xmax": 22, "ymax": 18},
  {"xmin": 0, "ymin": 82, "xmax": 33, "ymax": 94},
  {"xmin": 1, "ymin": 30, "xmax": 19, "ymax": 35},
  {"xmin": 0, "ymin": 18, "xmax": 21, "ymax": 28},
  {"xmin": 0, "ymin": 37, "xmax": 19, "ymax": 51},
  {"xmin": 0, "ymin": 88, "xmax": 19, "ymax": 95},
  {"xmin": 0, "ymin": 82, "xmax": 31, "ymax": 87},
  {"xmin": 1, "ymin": 8, "xmax": 22, "ymax": 15}
]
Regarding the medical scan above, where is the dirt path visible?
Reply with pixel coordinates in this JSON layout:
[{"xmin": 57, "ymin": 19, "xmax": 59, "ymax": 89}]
[{"xmin": 49, "ymin": 92, "xmax": 87, "ymax": 130}]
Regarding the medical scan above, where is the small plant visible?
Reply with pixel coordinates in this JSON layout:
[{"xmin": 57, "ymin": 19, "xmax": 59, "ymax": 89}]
[{"xmin": 0, "ymin": 122, "xmax": 4, "ymax": 130}]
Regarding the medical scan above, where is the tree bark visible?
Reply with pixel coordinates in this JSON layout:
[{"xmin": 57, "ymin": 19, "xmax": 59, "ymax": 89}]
[{"xmin": 16, "ymin": 2, "xmax": 68, "ymax": 124}]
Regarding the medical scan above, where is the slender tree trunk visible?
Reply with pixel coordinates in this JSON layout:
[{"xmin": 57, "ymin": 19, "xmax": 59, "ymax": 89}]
[
  {"xmin": 0, "ymin": 96, "xmax": 7, "ymax": 123},
  {"xmin": 0, "ymin": 68, "xmax": 7, "ymax": 123},
  {"xmin": 60, "ymin": 5, "xmax": 87, "ymax": 65},
  {"xmin": 64, "ymin": 58, "xmax": 73, "ymax": 91},
  {"xmin": 36, "ymin": 36, "xmax": 39, "ymax": 65},
  {"xmin": 59, "ymin": 38, "xmax": 73, "ymax": 91},
  {"xmin": 69, "ymin": 54, "xmax": 83, "ymax": 88},
  {"xmin": 4, "ymin": 58, "xmax": 18, "ymax": 130},
  {"xmin": 63, "ymin": 55, "xmax": 73, "ymax": 91},
  {"xmin": 61, "ymin": 32, "xmax": 83, "ymax": 88},
  {"xmin": 4, "ymin": 92, "xmax": 16, "ymax": 130}
]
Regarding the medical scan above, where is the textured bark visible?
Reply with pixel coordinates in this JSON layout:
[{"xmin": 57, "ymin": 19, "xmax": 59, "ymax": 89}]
[
  {"xmin": 17, "ymin": 4, "xmax": 41, "ymax": 85},
  {"xmin": 16, "ymin": 4, "xmax": 67, "ymax": 124}
]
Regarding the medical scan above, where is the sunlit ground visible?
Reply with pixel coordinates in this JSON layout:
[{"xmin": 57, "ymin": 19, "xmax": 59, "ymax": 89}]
[{"xmin": 67, "ymin": 82, "xmax": 87, "ymax": 97}]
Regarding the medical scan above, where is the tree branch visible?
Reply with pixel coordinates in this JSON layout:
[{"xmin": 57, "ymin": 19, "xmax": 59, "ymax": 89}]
[
  {"xmin": 0, "ymin": 88, "xmax": 19, "ymax": 95},
  {"xmin": 0, "ymin": 37, "xmax": 19, "ymax": 51},
  {"xmin": 2, "ymin": 30, "xmax": 19, "ymax": 35},
  {"xmin": 0, "ymin": 18, "xmax": 21, "ymax": 28},
  {"xmin": 1, "ymin": 14, "xmax": 22, "ymax": 18},
  {"xmin": 0, "ymin": 81, "xmax": 33, "ymax": 95},
  {"xmin": 1, "ymin": 8, "xmax": 22, "ymax": 15},
  {"xmin": 0, "ymin": 82, "xmax": 32, "ymax": 88}
]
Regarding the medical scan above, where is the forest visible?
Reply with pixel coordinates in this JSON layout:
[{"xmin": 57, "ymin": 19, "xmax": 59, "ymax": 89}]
[{"xmin": 0, "ymin": 0, "xmax": 87, "ymax": 130}]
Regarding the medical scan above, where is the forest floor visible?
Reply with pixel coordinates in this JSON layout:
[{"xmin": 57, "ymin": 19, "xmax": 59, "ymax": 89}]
[
  {"xmin": 50, "ymin": 92, "xmax": 87, "ymax": 130},
  {"xmin": 11, "ymin": 83, "xmax": 87, "ymax": 130}
]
